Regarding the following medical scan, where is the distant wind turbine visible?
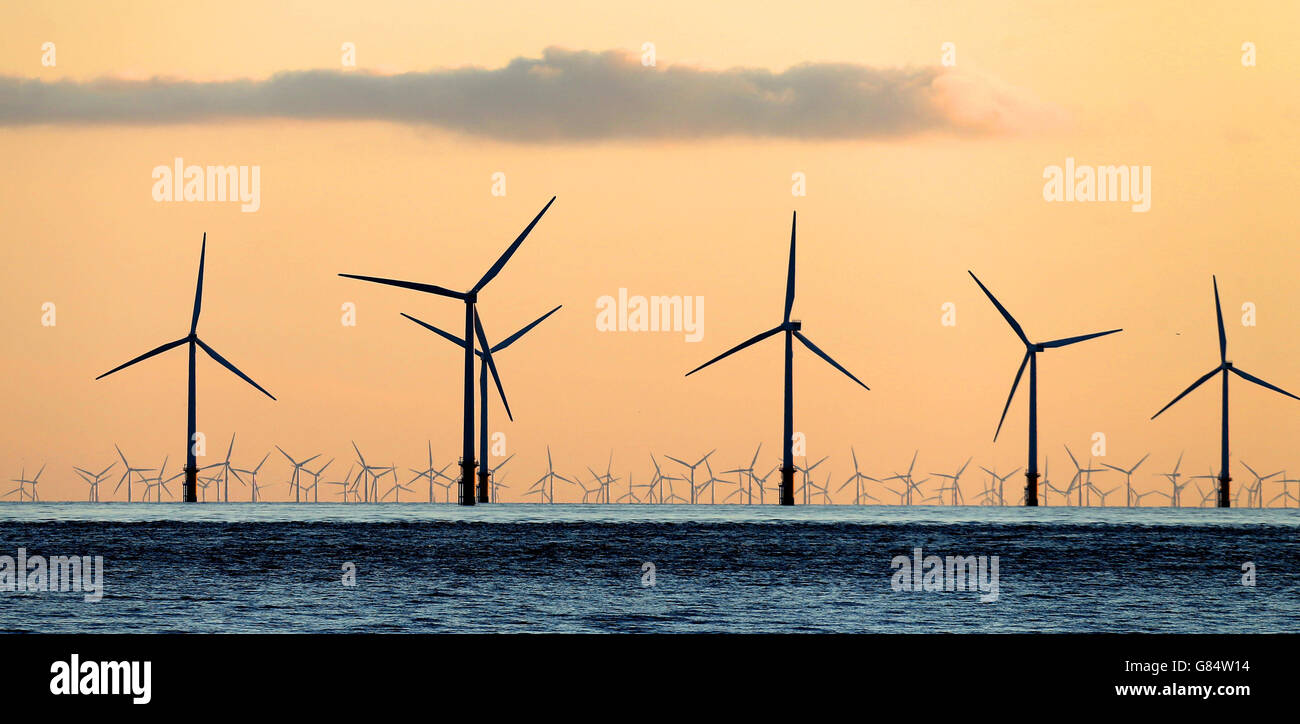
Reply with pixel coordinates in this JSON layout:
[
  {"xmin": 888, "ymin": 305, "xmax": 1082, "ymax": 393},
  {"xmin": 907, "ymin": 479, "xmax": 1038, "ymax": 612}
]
[
  {"xmin": 686, "ymin": 212, "xmax": 869, "ymax": 505},
  {"xmin": 95, "ymin": 234, "xmax": 276, "ymax": 502},
  {"xmin": 1151, "ymin": 277, "xmax": 1299, "ymax": 507},
  {"xmin": 74, "ymin": 461, "xmax": 115, "ymax": 502},
  {"xmin": 1102, "ymin": 453, "xmax": 1149, "ymax": 508},
  {"xmin": 340, "ymin": 197, "xmax": 556, "ymax": 505},
  {"xmin": 402, "ymin": 304, "xmax": 562, "ymax": 502},
  {"xmin": 969, "ymin": 271, "xmax": 1122, "ymax": 506}
]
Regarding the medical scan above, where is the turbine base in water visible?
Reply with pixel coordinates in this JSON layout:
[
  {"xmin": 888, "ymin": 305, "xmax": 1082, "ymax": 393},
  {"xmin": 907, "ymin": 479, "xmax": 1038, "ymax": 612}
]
[
  {"xmin": 780, "ymin": 467, "xmax": 795, "ymax": 506},
  {"xmin": 1024, "ymin": 471, "xmax": 1039, "ymax": 506}
]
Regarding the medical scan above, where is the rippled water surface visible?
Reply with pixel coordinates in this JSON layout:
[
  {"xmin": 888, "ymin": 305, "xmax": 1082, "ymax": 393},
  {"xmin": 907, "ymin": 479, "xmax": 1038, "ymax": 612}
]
[{"xmin": 2, "ymin": 503, "xmax": 1296, "ymax": 632}]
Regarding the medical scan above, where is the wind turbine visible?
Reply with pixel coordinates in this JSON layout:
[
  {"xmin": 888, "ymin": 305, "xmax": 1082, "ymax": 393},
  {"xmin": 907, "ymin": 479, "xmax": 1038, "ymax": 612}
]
[
  {"xmin": 698, "ymin": 459, "xmax": 726, "ymax": 504},
  {"xmin": 403, "ymin": 305, "xmax": 562, "ymax": 502},
  {"xmin": 144, "ymin": 456, "xmax": 180, "ymax": 501},
  {"xmin": 795, "ymin": 455, "xmax": 829, "ymax": 505},
  {"xmin": 1063, "ymin": 446, "xmax": 1105, "ymax": 507},
  {"xmin": 490, "ymin": 473, "xmax": 509, "ymax": 503},
  {"xmin": 276, "ymin": 446, "xmax": 321, "ymax": 503},
  {"xmin": 340, "ymin": 197, "xmax": 556, "ymax": 505},
  {"xmin": 837, "ymin": 448, "xmax": 880, "ymax": 505},
  {"xmin": 885, "ymin": 451, "xmax": 923, "ymax": 505},
  {"xmin": 350, "ymin": 441, "xmax": 389, "ymax": 502},
  {"xmin": 232, "ymin": 452, "xmax": 273, "ymax": 502},
  {"xmin": 686, "ymin": 212, "xmax": 869, "ymax": 505},
  {"xmin": 1102, "ymin": 454, "xmax": 1149, "ymax": 508},
  {"xmin": 969, "ymin": 271, "xmax": 1122, "ymax": 506},
  {"xmin": 1152, "ymin": 276, "xmax": 1300, "ymax": 507},
  {"xmin": 381, "ymin": 472, "xmax": 414, "ymax": 502},
  {"xmin": 95, "ymin": 235, "xmax": 275, "ymax": 502},
  {"xmin": 1238, "ymin": 462, "xmax": 1280, "ymax": 509},
  {"xmin": 328, "ymin": 464, "xmax": 358, "ymax": 502},
  {"xmin": 200, "ymin": 434, "xmax": 238, "ymax": 502},
  {"xmin": 931, "ymin": 457, "xmax": 973, "ymax": 506},
  {"xmin": 74, "ymin": 462, "xmax": 115, "ymax": 502},
  {"xmin": 806, "ymin": 470, "xmax": 834, "ymax": 504},
  {"xmin": 1160, "ymin": 453, "xmax": 1189, "ymax": 507},
  {"xmin": 665, "ymin": 451, "xmax": 715, "ymax": 505},
  {"xmin": 618, "ymin": 474, "xmax": 643, "ymax": 504},
  {"xmin": 722, "ymin": 445, "xmax": 764, "ymax": 505},
  {"xmin": 527, "ymin": 446, "xmax": 570, "ymax": 503},
  {"xmin": 112, "ymin": 445, "xmax": 152, "ymax": 502},
  {"xmin": 647, "ymin": 454, "xmax": 672, "ymax": 504},
  {"xmin": 979, "ymin": 466, "xmax": 1021, "ymax": 506},
  {"xmin": 1271, "ymin": 476, "xmax": 1299, "ymax": 508},
  {"xmin": 7, "ymin": 464, "xmax": 45, "ymax": 502}
]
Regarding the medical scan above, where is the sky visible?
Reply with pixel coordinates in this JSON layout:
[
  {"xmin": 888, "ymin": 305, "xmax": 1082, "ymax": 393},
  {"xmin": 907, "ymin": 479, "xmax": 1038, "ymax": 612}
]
[{"xmin": 2, "ymin": 1, "xmax": 1299, "ymax": 503}]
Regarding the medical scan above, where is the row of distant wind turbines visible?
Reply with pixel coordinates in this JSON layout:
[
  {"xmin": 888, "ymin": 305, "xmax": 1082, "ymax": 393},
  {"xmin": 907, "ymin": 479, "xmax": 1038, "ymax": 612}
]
[
  {"xmin": 11, "ymin": 441, "xmax": 1300, "ymax": 508},
  {"xmin": 77, "ymin": 197, "xmax": 1297, "ymax": 507}
]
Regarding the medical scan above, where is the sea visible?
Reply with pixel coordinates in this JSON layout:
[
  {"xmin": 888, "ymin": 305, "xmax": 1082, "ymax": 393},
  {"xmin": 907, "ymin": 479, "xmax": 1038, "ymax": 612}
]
[{"xmin": 1, "ymin": 503, "xmax": 1297, "ymax": 633}]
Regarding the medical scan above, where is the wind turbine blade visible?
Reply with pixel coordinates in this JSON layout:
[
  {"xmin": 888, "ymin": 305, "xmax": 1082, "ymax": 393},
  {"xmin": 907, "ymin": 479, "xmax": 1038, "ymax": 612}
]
[
  {"xmin": 994, "ymin": 350, "xmax": 1031, "ymax": 441},
  {"xmin": 685, "ymin": 326, "xmax": 783, "ymax": 377},
  {"xmin": 339, "ymin": 274, "xmax": 466, "ymax": 300},
  {"xmin": 784, "ymin": 211, "xmax": 796, "ymax": 323},
  {"xmin": 492, "ymin": 305, "xmax": 562, "ymax": 352},
  {"xmin": 474, "ymin": 310, "xmax": 512, "ymax": 421},
  {"xmin": 195, "ymin": 338, "xmax": 276, "ymax": 400},
  {"xmin": 472, "ymin": 196, "xmax": 556, "ymax": 294},
  {"xmin": 1151, "ymin": 366, "xmax": 1220, "ymax": 419},
  {"xmin": 968, "ymin": 271, "xmax": 1030, "ymax": 347},
  {"xmin": 1038, "ymin": 329, "xmax": 1123, "ymax": 348},
  {"xmin": 401, "ymin": 313, "xmax": 471, "ymax": 351},
  {"xmin": 1213, "ymin": 276, "xmax": 1227, "ymax": 363},
  {"xmin": 96, "ymin": 337, "xmax": 188, "ymax": 379},
  {"xmin": 1229, "ymin": 366, "xmax": 1300, "ymax": 403},
  {"xmin": 793, "ymin": 331, "xmax": 869, "ymax": 390},
  {"xmin": 191, "ymin": 233, "xmax": 206, "ymax": 334}
]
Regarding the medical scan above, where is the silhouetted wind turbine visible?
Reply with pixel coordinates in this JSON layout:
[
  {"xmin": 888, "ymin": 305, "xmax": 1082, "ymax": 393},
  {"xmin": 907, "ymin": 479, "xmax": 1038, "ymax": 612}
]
[
  {"xmin": 8, "ymin": 464, "xmax": 44, "ymax": 502},
  {"xmin": 402, "ymin": 304, "xmax": 562, "ymax": 502},
  {"xmin": 276, "ymin": 446, "xmax": 320, "ymax": 503},
  {"xmin": 74, "ymin": 462, "xmax": 115, "ymax": 502},
  {"xmin": 340, "ymin": 197, "xmax": 556, "ymax": 505},
  {"xmin": 112, "ymin": 445, "xmax": 152, "ymax": 503},
  {"xmin": 1151, "ymin": 277, "xmax": 1299, "ymax": 507},
  {"xmin": 665, "ymin": 450, "xmax": 715, "ymax": 505},
  {"xmin": 1102, "ymin": 453, "xmax": 1149, "ymax": 508},
  {"xmin": 1238, "ymin": 462, "xmax": 1279, "ymax": 509},
  {"xmin": 232, "ymin": 452, "xmax": 273, "ymax": 502},
  {"xmin": 95, "ymin": 235, "xmax": 275, "ymax": 502},
  {"xmin": 969, "ymin": 271, "xmax": 1122, "ymax": 506},
  {"xmin": 838, "ymin": 447, "xmax": 880, "ymax": 505},
  {"xmin": 686, "ymin": 212, "xmax": 869, "ymax": 505},
  {"xmin": 1160, "ymin": 452, "xmax": 1188, "ymax": 507},
  {"xmin": 931, "ymin": 457, "xmax": 973, "ymax": 506}
]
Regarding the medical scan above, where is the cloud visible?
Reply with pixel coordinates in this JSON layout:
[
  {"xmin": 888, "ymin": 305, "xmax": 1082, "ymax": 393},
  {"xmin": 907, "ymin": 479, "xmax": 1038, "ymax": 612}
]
[{"xmin": 0, "ymin": 47, "xmax": 1061, "ymax": 141}]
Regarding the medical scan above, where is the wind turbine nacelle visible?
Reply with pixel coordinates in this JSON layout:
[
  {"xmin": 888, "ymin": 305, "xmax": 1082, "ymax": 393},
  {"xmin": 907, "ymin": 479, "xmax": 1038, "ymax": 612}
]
[{"xmin": 789, "ymin": 320, "xmax": 803, "ymax": 331}]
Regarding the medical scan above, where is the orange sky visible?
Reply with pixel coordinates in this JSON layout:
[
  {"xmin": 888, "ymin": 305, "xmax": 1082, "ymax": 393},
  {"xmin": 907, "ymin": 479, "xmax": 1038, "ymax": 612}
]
[{"xmin": 3, "ymin": 1, "xmax": 1299, "ymax": 502}]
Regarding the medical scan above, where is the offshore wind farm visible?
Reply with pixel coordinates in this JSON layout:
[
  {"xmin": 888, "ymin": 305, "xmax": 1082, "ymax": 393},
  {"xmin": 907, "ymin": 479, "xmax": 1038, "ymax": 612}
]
[
  {"xmin": 4, "ymin": 2, "xmax": 1300, "ymax": 646},
  {"xmin": 5, "ymin": 213, "xmax": 1300, "ymax": 509}
]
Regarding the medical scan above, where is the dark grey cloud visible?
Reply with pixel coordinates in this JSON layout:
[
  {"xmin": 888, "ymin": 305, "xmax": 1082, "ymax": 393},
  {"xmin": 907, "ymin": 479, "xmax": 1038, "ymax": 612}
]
[{"xmin": 0, "ymin": 47, "xmax": 1058, "ymax": 140}]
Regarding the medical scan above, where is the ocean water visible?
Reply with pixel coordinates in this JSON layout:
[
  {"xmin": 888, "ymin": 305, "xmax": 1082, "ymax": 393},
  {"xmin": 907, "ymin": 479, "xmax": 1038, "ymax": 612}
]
[{"xmin": 1, "ymin": 503, "xmax": 1297, "ymax": 633}]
